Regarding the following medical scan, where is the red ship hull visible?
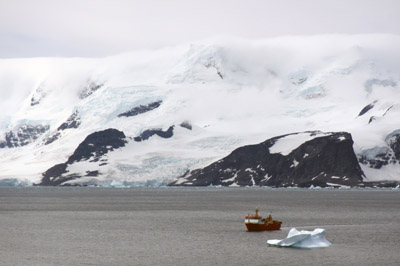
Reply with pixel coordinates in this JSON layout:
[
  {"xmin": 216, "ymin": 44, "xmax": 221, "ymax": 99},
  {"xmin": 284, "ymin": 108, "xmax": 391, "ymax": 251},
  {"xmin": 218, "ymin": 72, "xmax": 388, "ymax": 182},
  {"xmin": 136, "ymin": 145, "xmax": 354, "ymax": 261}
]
[
  {"xmin": 245, "ymin": 223, "xmax": 268, "ymax": 232},
  {"xmin": 245, "ymin": 220, "xmax": 282, "ymax": 231}
]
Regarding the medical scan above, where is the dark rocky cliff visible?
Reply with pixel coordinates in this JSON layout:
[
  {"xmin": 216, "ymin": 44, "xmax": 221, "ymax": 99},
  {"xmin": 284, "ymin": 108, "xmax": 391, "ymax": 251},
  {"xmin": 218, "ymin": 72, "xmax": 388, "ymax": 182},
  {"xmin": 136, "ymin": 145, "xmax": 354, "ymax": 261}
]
[
  {"xmin": 39, "ymin": 128, "xmax": 127, "ymax": 186},
  {"xmin": 170, "ymin": 131, "xmax": 365, "ymax": 187}
]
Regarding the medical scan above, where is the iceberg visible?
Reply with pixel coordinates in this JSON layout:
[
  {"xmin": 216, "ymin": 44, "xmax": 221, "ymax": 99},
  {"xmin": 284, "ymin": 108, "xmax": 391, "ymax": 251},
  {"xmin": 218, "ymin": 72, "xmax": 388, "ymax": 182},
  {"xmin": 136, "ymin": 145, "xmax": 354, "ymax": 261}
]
[{"xmin": 267, "ymin": 228, "xmax": 331, "ymax": 248}]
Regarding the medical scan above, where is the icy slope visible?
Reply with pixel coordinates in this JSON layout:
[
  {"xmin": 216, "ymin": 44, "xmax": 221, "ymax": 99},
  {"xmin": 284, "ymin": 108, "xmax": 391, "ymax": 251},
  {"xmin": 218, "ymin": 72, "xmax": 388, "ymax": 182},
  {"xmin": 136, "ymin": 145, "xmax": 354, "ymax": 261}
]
[{"xmin": 0, "ymin": 34, "xmax": 399, "ymax": 186}]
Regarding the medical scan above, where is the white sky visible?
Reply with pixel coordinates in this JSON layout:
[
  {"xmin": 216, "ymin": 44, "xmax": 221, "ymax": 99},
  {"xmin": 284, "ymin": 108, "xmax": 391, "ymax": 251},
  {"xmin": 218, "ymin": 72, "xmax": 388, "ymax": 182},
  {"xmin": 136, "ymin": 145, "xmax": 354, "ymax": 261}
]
[{"xmin": 0, "ymin": 0, "xmax": 399, "ymax": 58}]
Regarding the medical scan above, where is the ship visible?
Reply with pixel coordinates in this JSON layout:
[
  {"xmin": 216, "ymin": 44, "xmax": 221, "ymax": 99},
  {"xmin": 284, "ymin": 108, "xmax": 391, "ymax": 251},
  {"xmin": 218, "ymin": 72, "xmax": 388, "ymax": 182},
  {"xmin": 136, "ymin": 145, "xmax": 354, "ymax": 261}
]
[{"xmin": 245, "ymin": 209, "xmax": 282, "ymax": 231}]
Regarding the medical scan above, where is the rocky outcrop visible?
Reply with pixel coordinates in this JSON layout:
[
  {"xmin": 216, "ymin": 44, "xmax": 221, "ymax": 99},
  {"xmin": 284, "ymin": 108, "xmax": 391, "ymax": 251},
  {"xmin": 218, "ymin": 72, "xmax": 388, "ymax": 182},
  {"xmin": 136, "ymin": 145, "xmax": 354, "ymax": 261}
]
[
  {"xmin": 67, "ymin": 128, "xmax": 126, "ymax": 163},
  {"xmin": 363, "ymin": 103, "xmax": 394, "ymax": 124},
  {"xmin": 134, "ymin": 126, "xmax": 174, "ymax": 142},
  {"xmin": 359, "ymin": 129, "xmax": 400, "ymax": 169},
  {"xmin": 170, "ymin": 131, "xmax": 365, "ymax": 187},
  {"xmin": 358, "ymin": 102, "xmax": 375, "ymax": 117},
  {"xmin": 43, "ymin": 132, "xmax": 61, "ymax": 145},
  {"xmin": 78, "ymin": 81, "xmax": 103, "ymax": 99},
  {"xmin": 43, "ymin": 111, "xmax": 81, "ymax": 145},
  {"xmin": 180, "ymin": 121, "xmax": 192, "ymax": 130},
  {"xmin": 0, "ymin": 124, "xmax": 49, "ymax": 148},
  {"xmin": 39, "ymin": 128, "xmax": 127, "ymax": 186},
  {"xmin": 30, "ymin": 84, "xmax": 47, "ymax": 106},
  {"xmin": 118, "ymin": 100, "xmax": 162, "ymax": 117},
  {"xmin": 57, "ymin": 110, "xmax": 81, "ymax": 131}
]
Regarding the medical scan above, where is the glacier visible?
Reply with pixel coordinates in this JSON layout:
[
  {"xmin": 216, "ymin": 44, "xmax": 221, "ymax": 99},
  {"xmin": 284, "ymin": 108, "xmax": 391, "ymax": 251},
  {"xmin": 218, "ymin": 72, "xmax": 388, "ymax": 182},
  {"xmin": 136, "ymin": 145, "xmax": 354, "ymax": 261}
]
[{"xmin": 0, "ymin": 34, "xmax": 400, "ymax": 186}]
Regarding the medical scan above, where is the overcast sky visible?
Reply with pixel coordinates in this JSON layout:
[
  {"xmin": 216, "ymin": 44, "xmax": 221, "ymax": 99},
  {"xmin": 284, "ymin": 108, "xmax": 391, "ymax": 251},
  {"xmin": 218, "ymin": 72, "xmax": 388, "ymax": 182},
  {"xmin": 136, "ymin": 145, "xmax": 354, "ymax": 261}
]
[{"xmin": 1, "ymin": 0, "xmax": 399, "ymax": 58}]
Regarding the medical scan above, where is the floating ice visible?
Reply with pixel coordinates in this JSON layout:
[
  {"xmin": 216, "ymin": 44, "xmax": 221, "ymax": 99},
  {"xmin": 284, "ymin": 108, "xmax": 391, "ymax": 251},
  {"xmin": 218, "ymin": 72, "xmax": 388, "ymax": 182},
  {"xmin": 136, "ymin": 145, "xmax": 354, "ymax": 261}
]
[{"xmin": 267, "ymin": 228, "xmax": 331, "ymax": 248}]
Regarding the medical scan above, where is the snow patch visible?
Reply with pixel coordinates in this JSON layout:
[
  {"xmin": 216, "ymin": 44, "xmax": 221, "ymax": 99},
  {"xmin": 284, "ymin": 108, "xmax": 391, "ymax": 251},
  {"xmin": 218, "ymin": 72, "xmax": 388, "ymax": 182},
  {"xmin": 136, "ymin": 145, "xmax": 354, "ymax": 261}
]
[
  {"xmin": 245, "ymin": 168, "xmax": 257, "ymax": 173},
  {"xmin": 326, "ymin": 182, "xmax": 350, "ymax": 188},
  {"xmin": 264, "ymin": 174, "xmax": 272, "ymax": 181},
  {"xmin": 222, "ymin": 173, "xmax": 237, "ymax": 183},
  {"xmin": 291, "ymin": 159, "xmax": 299, "ymax": 168},
  {"xmin": 269, "ymin": 132, "xmax": 330, "ymax": 156}
]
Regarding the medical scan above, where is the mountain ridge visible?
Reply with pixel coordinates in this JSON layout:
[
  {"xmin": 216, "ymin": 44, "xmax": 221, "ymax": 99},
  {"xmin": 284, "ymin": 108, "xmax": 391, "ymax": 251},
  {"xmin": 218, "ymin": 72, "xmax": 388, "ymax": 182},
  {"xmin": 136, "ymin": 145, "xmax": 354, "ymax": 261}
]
[{"xmin": 0, "ymin": 34, "xmax": 399, "ymax": 186}]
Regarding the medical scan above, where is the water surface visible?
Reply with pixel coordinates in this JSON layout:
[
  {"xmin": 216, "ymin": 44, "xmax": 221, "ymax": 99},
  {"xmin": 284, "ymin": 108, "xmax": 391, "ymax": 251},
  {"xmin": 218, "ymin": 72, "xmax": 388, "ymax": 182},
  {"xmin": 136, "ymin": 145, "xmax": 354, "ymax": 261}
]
[{"xmin": 0, "ymin": 187, "xmax": 399, "ymax": 265}]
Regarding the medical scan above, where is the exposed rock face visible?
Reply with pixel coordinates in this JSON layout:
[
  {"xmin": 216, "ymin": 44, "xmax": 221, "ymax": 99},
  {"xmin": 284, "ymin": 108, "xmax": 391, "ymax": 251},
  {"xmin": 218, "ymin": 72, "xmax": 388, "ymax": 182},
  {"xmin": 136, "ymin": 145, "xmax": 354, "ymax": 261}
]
[
  {"xmin": 170, "ymin": 131, "xmax": 365, "ymax": 187},
  {"xmin": 39, "ymin": 128, "xmax": 127, "ymax": 186},
  {"xmin": 40, "ymin": 164, "xmax": 71, "ymax": 186},
  {"xmin": 134, "ymin": 126, "xmax": 174, "ymax": 142},
  {"xmin": 359, "ymin": 130, "xmax": 400, "ymax": 169},
  {"xmin": 118, "ymin": 101, "xmax": 162, "ymax": 117},
  {"xmin": 364, "ymin": 103, "xmax": 394, "ymax": 124},
  {"xmin": 78, "ymin": 82, "xmax": 103, "ymax": 99},
  {"xmin": 358, "ymin": 102, "xmax": 375, "ymax": 117},
  {"xmin": 43, "ymin": 132, "xmax": 61, "ymax": 145},
  {"xmin": 180, "ymin": 121, "xmax": 192, "ymax": 130},
  {"xmin": 368, "ymin": 116, "xmax": 377, "ymax": 124},
  {"xmin": 57, "ymin": 111, "xmax": 81, "ymax": 131},
  {"xmin": 30, "ymin": 85, "xmax": 47, "ymax": 106},
  {"xmin": 0, "ymin": 124, "xmax": 49, "ymax": 148},
  {"xmin": 67, "ymin": 128, "xmax": 127, "ymax": 163},
  {"xmin": 43, "ymin": 111, "xmax": 81, "ymax": 145},
  {"xmin": 202, "ymin": 52, "xmax": 224, "ymax": 79}
]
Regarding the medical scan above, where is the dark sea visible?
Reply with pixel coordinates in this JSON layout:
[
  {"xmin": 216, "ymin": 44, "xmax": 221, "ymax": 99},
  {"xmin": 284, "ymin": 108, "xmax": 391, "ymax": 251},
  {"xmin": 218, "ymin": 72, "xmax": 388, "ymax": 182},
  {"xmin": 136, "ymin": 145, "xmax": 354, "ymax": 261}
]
[{"xmin": 0, "ymin": 187, "xmax": 399, "ymax": 266}]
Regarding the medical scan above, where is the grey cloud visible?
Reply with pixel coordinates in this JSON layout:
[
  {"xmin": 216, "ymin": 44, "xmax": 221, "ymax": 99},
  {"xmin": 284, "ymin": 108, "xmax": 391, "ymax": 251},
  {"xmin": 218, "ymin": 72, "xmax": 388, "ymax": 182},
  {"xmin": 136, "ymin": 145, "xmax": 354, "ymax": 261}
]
[{"xmin": 0, "ymin": 0, "xmax": 399, "ymax": 58}]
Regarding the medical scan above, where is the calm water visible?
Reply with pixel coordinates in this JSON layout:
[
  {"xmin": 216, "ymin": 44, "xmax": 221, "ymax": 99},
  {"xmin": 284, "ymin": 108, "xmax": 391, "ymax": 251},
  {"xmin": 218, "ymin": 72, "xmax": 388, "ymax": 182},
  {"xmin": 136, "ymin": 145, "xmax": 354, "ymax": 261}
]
[{"xmin": 0, "ymin": 187, "xmax": 399, "ymax": 266}]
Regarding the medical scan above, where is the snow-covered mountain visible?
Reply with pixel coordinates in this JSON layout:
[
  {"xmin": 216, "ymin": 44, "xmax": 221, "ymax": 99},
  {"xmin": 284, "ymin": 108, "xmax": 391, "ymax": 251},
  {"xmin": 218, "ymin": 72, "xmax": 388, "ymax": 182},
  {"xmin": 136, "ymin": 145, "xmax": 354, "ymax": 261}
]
[{"xmin": 1, "ymin": 34, "xmax": 399, "ymax": 187}]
